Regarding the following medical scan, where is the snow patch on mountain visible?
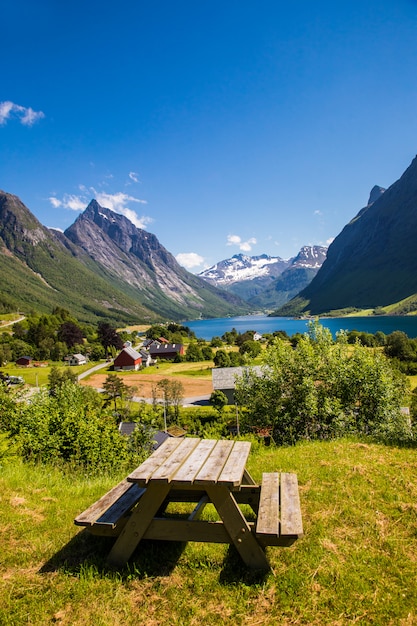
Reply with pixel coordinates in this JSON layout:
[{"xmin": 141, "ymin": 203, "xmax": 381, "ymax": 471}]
[{"xmin": 199, "ymin": 254, "xmax": 290, "ymax": 286}]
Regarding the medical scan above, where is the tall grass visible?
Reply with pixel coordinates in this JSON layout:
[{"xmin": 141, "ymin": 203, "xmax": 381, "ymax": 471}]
[{"xmin": 1, "ymin": 439, "xmax": 417, "ymax": 625}]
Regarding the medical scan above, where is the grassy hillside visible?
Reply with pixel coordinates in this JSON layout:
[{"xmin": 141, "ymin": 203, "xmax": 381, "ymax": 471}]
[{"xmin": 1, "ymin": 438, "xmax": 416, "ymax": 625}]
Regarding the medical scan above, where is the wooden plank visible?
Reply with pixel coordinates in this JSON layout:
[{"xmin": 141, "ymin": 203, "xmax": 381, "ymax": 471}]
[
  {"xmin": 75, "ymin": 478, "xmax": 136, "ymax": 527},
  {"xmin": 94, "ymin": 485, "xmax": 145, "ymax": 528},
  {"xmin": 206, "ymin": 484, "xmax": 270, "ymax": 570},
  {"xmin": 143, "ymin": 518, "xmax": 232, "ymax": 543},
  {"xmin": 256, "ymin": 473, "xmax": 279, "ymax": 536},
  {"xmin": 150, "ymin": 438, "xmax": 201, "ymax": 482},
  {"xmin": 280, "ymin": 472, "xmax": 303, "ymax": 537},
  {"xmin": 127, "ymin": 437, "xmax": 185, "ymax": 486},
  {"xmin": 107, "ymin": 481, "xmax": 171, "ymax": 567},
  {"xmin": 172, "ymin": 439, "xmax": 218, "ymax": 484},
  {"xmin": 217, "ymin": 441, "xmax": 251, "ymax": 486},
  {"xmin": 194, "ymin": 440, "xmax": 234, "ymax": 484},
  {"xmin": 242, "ymin": 468, "xmax": 257, "ymax": 485},
  {"xmin": 188, "ymin": 495, "xmax": 209, "ymax": 521}
]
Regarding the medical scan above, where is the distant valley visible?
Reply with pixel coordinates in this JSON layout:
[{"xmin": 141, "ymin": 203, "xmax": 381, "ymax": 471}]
[{"xmin": 2, "ymin": 153, "xmax": 417, "ymax": 324}]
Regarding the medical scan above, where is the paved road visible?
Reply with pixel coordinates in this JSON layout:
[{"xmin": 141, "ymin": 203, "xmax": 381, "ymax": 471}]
[
  {"xmin": 0, "ymin": 315, "xmax": 25, "ymax": 328},
  {"xmin": 77, "ymin": 360, "xmax": 113, "ymax": 381}
]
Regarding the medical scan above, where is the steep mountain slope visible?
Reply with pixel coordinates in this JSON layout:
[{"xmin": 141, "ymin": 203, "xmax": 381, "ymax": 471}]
[
  {"xmin": 248, "ymin": 246, "xmax": 327, "ymax": 309},
  {"xmin": 0, "ymin": 192, "xmax": 247, "ymax": 323},
  {"xmin": 0, "ymin": 191, "xmax": 156, "ymax": 323},
  {"xmin": 63, "ymin": 200, "xmax": 248, "ymax": 320},
  {"xmin": 199, "ymin": 247, "xmax": 327, "ymax": 308},
  {"xmin": 276, "ymin": 156, "xmax": 417, "ymax": 315}
]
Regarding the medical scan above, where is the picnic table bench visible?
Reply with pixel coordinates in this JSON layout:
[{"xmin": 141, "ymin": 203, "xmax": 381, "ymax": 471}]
[{"xmin": 75, "ymin": 437, "xmax": 303, "ymax": 570}]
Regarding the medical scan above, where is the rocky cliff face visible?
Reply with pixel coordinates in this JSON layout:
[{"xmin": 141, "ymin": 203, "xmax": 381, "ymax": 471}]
[
  {"xmin": 63, "ymin": 200, "xmax": 247, "ymax": 317},
  {"xmin": 0, "ymin": 192, "xmax": 247, "ymax": 322},
  {"xmin": 278, "ymin": 155, "xmax": 417, "ymax": 315}
]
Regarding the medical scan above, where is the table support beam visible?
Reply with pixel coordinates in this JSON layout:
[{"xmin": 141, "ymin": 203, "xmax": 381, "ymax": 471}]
[
  {"xmin": 107, "ymin": 482, "xmax": 171, "ymax": 567},
  {"xmin": 206, "ymin": 484, "xmax": 270, "ymax": 571}
]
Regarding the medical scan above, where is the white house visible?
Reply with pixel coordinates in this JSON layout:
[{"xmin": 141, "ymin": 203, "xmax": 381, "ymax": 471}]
[{"xmin": 68, "ymin": 354, "xmax": 87, "ymax": 366}]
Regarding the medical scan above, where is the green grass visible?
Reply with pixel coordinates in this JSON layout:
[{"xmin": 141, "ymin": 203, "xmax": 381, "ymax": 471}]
[
  {"xmin": 1, "ymin": 438, "xmax": 417, "ymax": 625},
  {"xmin": 0, "ymin": 362, "xmax": 102, "ymax": 387}
]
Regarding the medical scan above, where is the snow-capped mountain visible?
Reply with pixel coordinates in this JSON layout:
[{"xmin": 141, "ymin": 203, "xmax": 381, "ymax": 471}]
[
  {"xmin": 199, "ymin": 247, "xmax": 327, "ymax": 308},
  {"xmin": 199, "ymin": 253, "xmax": 291, "ymax": 287}
]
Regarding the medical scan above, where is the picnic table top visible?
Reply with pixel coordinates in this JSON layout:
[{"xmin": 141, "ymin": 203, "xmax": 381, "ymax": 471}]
[{"xmin": 127, "ymin": 437, "xmax": 251, "ymax": 488}]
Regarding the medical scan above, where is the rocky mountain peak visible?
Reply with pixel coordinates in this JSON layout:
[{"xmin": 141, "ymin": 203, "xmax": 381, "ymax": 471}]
[{"xmin": 367, "ymin": 185, "xmax": 385, "ymax": 206}]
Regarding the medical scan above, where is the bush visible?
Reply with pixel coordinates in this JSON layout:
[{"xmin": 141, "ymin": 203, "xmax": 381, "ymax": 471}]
[
  {"xmin": 235, "ymin": 321, "xmax": 413, "ymax": 446},
  {"xmin": 2, "ymin": 383, "xmax": 144, "ymax": 471}
]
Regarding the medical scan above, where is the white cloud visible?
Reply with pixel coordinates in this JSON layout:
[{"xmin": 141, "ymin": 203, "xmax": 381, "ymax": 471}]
[
  {"xmin": 49, "ymin": 188, "xmax": 153, "ymax": 230},
  {"xmin": 0, "ymin": 101, "xmax": 45, "ymax": 126},
  {"xmin": 49, "ymin": 197, "xmax": 62, "ymax": 209},
  {"xmin": 49, "ymin": 194, "xmax": 86, "ymax": 211},
  {"xmin": 176, "ymin": 252, "xmax": 205, "ymax": 270},
  {"xmin": 314, "ymin": 210, "xmax": 323, "ymax": 216},
  {"xmin": 129, "ymin": 172, "xmax": 140, "ymax": 183},
  {"xmin": 326, "ymin": 237, "xmax": 334, "ymax": 246},
  {"xmin": 227, "ymin": 234, "xmax": 257, "ymax": 252}
]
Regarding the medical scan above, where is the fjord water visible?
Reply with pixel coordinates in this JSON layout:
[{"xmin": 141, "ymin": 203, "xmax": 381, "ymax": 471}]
[{"xmin": 185, "ymin": 315, "xmax": 417, "ymax": 340}]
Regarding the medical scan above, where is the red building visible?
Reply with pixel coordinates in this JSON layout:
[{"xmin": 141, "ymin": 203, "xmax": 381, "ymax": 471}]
[{"xmin": 113, "ymin": 347, "xmax": 142, "ymax": 371}]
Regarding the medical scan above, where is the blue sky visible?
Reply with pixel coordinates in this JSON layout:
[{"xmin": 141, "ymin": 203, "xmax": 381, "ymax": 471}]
[{"xmin": 2, "ymin": 0, "xmax": 417, "ymax": 272}]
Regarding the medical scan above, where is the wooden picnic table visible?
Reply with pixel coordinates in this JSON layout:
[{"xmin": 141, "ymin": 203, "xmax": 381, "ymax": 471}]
[{"xmin": 75, "ymin": 437, "xmax": 303, "ymax": 571}]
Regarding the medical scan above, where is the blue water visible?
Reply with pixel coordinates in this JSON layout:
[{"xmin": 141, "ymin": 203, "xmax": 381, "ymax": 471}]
[{"xmin": 185, "ymin": 315, "xmax": 417, "ymax": 340}]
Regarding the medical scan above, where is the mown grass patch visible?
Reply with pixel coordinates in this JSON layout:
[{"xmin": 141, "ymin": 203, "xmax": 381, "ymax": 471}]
[
  {"xmin": 0, "ymin": 362, "xmax": 103, "ymax": 387},
  {"xmin": 1, "ymin": 438, "xmax": 417, "ymax": 624}
]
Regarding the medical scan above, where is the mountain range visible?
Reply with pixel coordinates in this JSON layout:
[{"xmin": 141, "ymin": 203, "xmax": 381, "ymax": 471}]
[
  {"xmin": 277, "ymin": 155, "xmax": 417, "ymax": 316},
  {"xmin": 0, "ymin": 192, "xmax": 247, "ymax": 324},
  {"xmin": 3, "ymin": 153, "xmax": 417, "ymax": 325},
  {"xmin": 198, "ymin": 246, "xmax": 327, "ymax": 309}
]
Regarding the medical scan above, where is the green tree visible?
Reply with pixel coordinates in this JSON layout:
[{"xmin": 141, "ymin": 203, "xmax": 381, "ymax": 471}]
[
  {"xmin": 155, "ymin": 378, "xmax": 184, "ymax": 422},
  {"xmin": 235, "ymin": 321, "xmax": 411, "ymax": 446},
  {"xmin": 201, "ymin": 345, "xmax": 214, "ymax": 361},
  {"xmin": 58, "ymin": 320, "xmax": 84, "ymax": 348},
  {"xmin": 186, "ymin": 342, "xmax": 203, "ymax": 362},
  {"xmin": 97, "ymin": 323, "xmax": 123, "ymax": 358},
  {"xmin": 48, "ymin": 366, "xmax": 78, "ymax": 395},
  {"xmin": 213, "ymin": 349, "xmax": 231, "ymax": 368},
  {"xmin": 210, "ymin": 389, "xmax": 228, "ymax": 413},
  {"xmin": 103, "ymin": 373, "xmax": 127, "ymax": 416},
  {"xmin": 239, "ymin": 340, "xmax": 262, "ymax": 358}
]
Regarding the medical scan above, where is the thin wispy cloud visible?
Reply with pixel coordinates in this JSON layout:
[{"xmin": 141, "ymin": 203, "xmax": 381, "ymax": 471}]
[
  {"xmin": 128, "ymin": 172, "xmax": 140, "ymax": 183},
  {"xmin": 49, "ymin": 187, "xmax": 152, "ymax": 230},
  {"xmin": 176, "ymin": 252, "xmax": 205, "ymax": 270},
  {"xmin": 227, "ymin": 234, "xmax": 257, "ymax": 252},
  {"xmin": 0, "ymin": 101, "xmax": 45, "ymax": 126}
]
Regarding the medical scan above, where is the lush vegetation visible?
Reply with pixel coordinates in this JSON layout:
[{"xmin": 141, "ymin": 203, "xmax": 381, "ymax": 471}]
[
  {"xmin": 0, "ymin": 310, "xmax": 138, "ymax": 366},
  {"xmin": 1, "ymin": 317, "xmax": 417, "ymax": 622},
  {"xmin": 235, "ymin": 321, "xmax": 414, "ymax": 447}
]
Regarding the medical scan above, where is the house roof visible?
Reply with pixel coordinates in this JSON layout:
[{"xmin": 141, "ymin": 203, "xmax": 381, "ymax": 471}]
[
  {"xmin": 71, "ymin": 353, "xmax": 86, "ymax": 360},
  {"xmin": 118, "ymin": 424, "xmax": 175, "ymax": 450},
  {"xmin": 117, "ymin": 346, "xmax": 142, "ymax": 361},
  {"xmin": 212, "ymin": 365, "xmax": 264, "ymax": 390},
  {"xmin": 149, "ymin": 343, "xmax": 183, "ymax": 353}
]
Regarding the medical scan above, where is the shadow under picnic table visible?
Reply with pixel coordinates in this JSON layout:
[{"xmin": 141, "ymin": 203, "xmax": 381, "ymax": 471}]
[{"xmin": 39, "ymin": 530, "xmax": 187, "ymax": 579}]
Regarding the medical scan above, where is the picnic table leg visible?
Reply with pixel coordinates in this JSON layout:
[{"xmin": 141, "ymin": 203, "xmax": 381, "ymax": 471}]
[
  {"xmin": 107, "ymin": 482, "xmax": 171, "ymax": 568},
  {"xmin": 206, "ymin": 485, "xmax": 270, "ymax": 571}
]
